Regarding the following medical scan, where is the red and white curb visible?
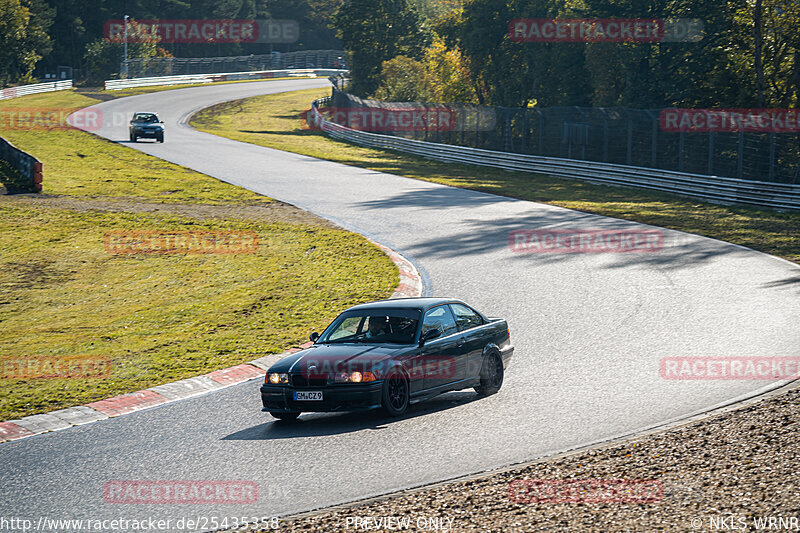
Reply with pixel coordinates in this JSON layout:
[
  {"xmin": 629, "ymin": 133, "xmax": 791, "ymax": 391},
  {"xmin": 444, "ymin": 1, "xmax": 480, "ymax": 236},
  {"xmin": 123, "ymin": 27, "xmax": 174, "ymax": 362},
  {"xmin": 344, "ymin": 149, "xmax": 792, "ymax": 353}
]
[
  {"xmin": 0, "ymin": 244, "xmax": 423, "ymax": 444},
  {"xmin": 373, "ymin": 241, "xmax": 423, "ymax": 299}
]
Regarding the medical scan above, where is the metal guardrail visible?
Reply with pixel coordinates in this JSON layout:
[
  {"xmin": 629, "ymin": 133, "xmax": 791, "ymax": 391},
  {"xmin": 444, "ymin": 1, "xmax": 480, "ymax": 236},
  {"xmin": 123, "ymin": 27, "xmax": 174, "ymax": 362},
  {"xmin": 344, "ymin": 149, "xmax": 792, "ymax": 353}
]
[
  {"xmin": 0, "ymin": 80, "xmax": 72, "ymax": 100},
  {"xmin": 310, "ymin": 98, "xmax": 800, "ymax": 211},
  {"xmin": 105, "ymin": 69, "xmax": 348, "ymax": 91}
]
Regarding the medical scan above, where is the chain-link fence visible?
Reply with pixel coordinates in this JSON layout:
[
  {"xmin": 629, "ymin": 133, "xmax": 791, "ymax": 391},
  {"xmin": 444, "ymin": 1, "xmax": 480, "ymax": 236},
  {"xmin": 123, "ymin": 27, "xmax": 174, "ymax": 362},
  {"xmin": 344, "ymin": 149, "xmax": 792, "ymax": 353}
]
[
  {"xmin": 328, "ymin": 89, "xmax": 800, "ymax": 184},
  {"xmin": 124, "ymin": 50, "xmax": 345, "ymax": 78}
]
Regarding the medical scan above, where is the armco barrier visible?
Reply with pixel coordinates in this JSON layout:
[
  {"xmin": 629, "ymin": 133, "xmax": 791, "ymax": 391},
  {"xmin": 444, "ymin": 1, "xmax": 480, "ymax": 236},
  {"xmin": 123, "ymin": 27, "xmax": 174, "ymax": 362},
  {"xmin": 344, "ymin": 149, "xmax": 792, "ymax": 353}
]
[
  {"xmin": 0, "ymin": 137, "xmax": 42, "ymax": 192},
  {"xmin": 104, "ymin": 69, "xmax": 347, "ymax": 90},
  {"xmin": 0, "ymin": 80, "xmax": 72, "ymax": 100},
  {"xmin": 310, "ymin": 98, "xmax": 800, "ymax": 211}
]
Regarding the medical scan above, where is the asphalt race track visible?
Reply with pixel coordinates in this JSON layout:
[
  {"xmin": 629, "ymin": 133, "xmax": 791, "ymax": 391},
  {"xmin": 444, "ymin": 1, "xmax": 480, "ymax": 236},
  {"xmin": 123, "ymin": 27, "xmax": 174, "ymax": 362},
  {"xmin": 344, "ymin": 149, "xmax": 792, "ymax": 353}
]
[{"xmin": 2, "ymin": 79, "xmax": 799, "ymax": 527}]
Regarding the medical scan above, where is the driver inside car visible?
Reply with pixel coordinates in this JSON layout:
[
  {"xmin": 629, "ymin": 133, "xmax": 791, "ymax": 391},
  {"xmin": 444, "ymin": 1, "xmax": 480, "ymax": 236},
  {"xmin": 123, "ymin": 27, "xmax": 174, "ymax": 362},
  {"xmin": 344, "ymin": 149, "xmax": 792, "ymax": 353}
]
[{"xmin": 365, "ymin": 316, "xmax": 388, "ymax": 338}]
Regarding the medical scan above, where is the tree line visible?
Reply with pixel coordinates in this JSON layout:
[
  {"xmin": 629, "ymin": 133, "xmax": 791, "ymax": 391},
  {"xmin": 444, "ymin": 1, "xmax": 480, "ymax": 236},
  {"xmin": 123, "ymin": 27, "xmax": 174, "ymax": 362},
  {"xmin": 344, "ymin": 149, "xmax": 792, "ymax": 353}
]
[
  {"xmin": 2, "ymin": 0, "xmax": 798, "ymax": 110},
  {"xmin": 336, "ymin": 0, "xmax": 800, "ymax": 109},
  {"xmin": 0, "ymin": 0, "xmax": 345, "ymax": 86}
]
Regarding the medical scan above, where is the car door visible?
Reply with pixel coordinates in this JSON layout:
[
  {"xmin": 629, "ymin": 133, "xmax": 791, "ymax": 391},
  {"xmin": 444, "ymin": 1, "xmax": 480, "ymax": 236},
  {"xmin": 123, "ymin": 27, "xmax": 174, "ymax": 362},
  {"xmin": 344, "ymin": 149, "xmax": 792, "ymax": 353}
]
[
  {"xmin": 449, "ymin": 303, "xmax": 487, "ymax": 380},
  {"xmin": 417, "ymin": 305, "xmax": 463, "ymax": 391}
]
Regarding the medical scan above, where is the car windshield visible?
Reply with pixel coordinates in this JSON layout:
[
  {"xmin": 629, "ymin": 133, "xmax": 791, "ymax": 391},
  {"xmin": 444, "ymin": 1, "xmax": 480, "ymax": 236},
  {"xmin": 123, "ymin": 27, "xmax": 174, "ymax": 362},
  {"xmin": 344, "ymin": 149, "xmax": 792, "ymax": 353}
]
[
  {"xmin": 319, "ymin": 308, "xmax": 421, "ymax": 344},
  {"xmin": 133, "ymin": 114, "xmax": 158, "ymax": 123}
]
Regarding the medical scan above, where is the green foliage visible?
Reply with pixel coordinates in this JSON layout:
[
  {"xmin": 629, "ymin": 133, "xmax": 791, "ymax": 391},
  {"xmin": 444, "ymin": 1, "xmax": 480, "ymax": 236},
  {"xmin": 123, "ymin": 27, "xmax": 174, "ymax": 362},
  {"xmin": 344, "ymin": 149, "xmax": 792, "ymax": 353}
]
[
  {"xmin": 372, "ymin": 35, "xmax": 478, "ymax": 103},
  {"xmin": 335, "ymin": 0, "xmax": 430, "ymax": 96},
  {"xmin": 422, "ymin": 34, "xmax": 477, "ymax": 103},
  {"xmin": 0, "ymin": 0, "xmax": 52, "ymax": 86},
  {"xmin": 373, "ymin": 55, "xmax": 431, "ymax": 101},
  {"xmin": 421, "ymin": 0, "xmax": 799, "ymax": 109},
  {"xmin": 83, "ymin": 19, "xmax": 160, "ymax": 83},
  {"xmin": 730, "ymin": 0, "xmax": 800, "ymax": 107}
]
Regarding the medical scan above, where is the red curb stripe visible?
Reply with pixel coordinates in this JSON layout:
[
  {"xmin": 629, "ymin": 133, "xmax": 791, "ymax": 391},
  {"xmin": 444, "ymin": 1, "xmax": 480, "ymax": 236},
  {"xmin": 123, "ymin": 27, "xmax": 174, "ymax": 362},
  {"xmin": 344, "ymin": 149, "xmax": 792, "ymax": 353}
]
[
  {"xmin": 395, "ymin": 282, "xmax": 418, "ymax": 293},
  {"xmin": 87, "ymin": 390, "xmax": 168, "ymax": 417},
  {"xmin": 0, "ymin": 422, "xmax": 35, "ymax": 441},
  {"xmin": 206, "ymin": 364, "xmax": 264, "ymax": 386}
]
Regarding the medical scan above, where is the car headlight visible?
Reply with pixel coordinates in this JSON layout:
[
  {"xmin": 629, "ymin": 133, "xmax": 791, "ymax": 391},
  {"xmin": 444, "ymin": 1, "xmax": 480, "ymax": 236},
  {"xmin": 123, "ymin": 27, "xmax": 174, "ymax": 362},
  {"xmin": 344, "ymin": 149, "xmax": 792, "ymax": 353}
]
[
  {"xmin": 266, "ymin": 372, "xmax": 289, "ymax": 384},
  {"xmin": 335, "ymin": 371, "xmax": 377, "ymax": 383}
]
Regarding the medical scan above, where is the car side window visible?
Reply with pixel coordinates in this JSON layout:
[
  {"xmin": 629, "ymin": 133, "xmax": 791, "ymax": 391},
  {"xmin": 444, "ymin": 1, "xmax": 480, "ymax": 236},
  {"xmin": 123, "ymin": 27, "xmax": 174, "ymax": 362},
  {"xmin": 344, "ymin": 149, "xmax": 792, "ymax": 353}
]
[
  {"xmin": 421, "ymin": 306, "xmax": 458, "ymax": 338},
  {"xmin": 450, "ymin": 303, "xmax": 484, "ymax": 331}
]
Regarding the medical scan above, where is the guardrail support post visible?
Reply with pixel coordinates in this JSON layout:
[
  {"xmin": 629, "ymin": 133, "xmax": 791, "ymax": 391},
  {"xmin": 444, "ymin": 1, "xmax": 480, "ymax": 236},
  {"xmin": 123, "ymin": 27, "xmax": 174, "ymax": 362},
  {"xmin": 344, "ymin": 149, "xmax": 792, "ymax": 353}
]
[
  {"xmin": 769, "ymin": 132, "xmax": 776, "ymax": 181},
  {"xmin": 651, "ymin": 116, "xmax": 658, "ymax": 167},
  {"xmin": 708, "ymin": 132, "xmax": 715, "ymax": 175},
  {"xmin": 627, "ymin": 120, "xmax": 633, "ymax": 165},
  {"xmin": 737, "ymin": 131, "xmax": 744, "ymax": 179}
]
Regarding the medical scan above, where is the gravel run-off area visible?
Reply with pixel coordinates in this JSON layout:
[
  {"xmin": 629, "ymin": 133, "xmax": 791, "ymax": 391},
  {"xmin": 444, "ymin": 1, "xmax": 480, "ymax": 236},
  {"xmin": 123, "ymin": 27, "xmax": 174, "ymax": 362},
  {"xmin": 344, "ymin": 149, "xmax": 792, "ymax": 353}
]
[{"xmin": 229, "ymin": 382, "xmax": 799, "ymax": 532}]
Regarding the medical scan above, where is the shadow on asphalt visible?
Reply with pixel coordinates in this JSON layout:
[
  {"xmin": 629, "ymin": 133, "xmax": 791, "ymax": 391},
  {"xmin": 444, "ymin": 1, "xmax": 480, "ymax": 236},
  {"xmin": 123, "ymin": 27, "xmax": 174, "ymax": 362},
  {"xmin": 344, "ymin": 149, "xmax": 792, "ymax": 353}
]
[
  {"xmin": 762, "ymin": 274, "xmax": 800, "ymax": 292},
  {"xmin": 352, "ymin": 187, "xmax": 772, "ymax": 272},
  {"xmin": 222, "ymin": 391, "xmax": 481, "ymax": 440}
]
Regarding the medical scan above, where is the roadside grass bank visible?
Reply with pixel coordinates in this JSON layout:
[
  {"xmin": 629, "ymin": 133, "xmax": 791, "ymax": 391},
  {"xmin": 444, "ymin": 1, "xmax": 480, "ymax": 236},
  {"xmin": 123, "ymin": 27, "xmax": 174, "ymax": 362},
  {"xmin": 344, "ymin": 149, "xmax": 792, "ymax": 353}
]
[
  {"xmin": 0, "ymin": 90, "xmax": 397, "ymax": 420},
  {"xmin": 191, "ymin": 88, "xmax": 800, "ymax": 265},
  {"xmin": 77, "ymin": 76, "xmax": 309, "ymax": 101},
  {"xmin": 0, "ymin": 91, "xmax": 274, "ymax": 203}
]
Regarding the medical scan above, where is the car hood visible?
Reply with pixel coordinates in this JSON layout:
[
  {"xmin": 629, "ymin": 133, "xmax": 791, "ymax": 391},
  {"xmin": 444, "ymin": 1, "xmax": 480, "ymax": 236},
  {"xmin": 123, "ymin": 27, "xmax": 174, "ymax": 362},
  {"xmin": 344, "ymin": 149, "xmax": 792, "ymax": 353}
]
[{"xmin": 267, "ymin": 343, "xmax": 409, "ymax": 375}]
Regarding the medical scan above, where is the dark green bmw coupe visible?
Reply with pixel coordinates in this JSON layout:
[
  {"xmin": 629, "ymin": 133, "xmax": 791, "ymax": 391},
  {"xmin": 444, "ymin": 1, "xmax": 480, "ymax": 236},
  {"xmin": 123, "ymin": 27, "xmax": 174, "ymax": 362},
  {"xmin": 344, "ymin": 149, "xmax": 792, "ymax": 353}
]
[{"xmin": 261, "ymin": 297, "xmax": 514, "ymax": 420}]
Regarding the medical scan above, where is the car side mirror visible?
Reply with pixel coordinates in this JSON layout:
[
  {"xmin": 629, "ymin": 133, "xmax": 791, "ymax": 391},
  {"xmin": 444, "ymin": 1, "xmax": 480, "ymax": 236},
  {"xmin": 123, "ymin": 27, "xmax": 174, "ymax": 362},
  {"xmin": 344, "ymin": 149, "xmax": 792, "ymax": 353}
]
[
  {"xmin": 419, "ymin": 328, "xmax": 441, "ymax": 346},
  {"xmin": 309, "ymin": 332, "xmax": 320, "ymax": 343}
]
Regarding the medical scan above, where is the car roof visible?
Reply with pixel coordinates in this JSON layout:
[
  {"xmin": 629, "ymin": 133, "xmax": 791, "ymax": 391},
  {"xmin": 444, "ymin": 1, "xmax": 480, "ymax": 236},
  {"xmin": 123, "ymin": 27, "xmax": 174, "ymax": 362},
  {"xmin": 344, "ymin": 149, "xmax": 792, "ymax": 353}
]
[
  {"xmin": 133, "ymin": 112, "xmax": 158, "ymax": 116},
  {"xmin": 347, "ymin": 297, "xmax": 466, "ymax": 312}
]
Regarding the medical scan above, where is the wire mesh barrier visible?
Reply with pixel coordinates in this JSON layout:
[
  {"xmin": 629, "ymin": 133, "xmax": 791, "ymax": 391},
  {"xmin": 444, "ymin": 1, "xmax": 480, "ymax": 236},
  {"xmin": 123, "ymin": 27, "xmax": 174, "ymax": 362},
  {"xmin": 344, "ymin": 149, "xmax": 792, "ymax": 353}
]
[
  {"xmin": 123, "ymin": 50, "xmax": 345, "ymax": 78},
  {"xmin": 328, "ymin": 89, "xmax": 800, "ymax": 185},
  {"xmin": 310, "ymin": 96, "xmax": 800, "ymax": 210}
]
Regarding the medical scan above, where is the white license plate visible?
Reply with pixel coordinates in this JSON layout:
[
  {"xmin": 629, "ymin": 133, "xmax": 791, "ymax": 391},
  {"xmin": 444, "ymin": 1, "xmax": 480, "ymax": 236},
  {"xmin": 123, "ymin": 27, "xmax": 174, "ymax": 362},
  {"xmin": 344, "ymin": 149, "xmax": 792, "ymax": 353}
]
[{"xmin": 294, "ymin": 391, "xmax": 323, "ymax": 401}]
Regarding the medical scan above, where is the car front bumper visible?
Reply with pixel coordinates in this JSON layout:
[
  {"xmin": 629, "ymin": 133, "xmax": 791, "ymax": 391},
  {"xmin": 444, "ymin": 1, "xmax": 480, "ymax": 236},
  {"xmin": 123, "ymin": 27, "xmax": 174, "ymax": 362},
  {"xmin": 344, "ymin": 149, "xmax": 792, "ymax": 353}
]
[
  {"xmin": 260, "ymin": 382, "xmax": 383, "ymax": 413},
  {"xmin": 131, "ymin": 128, "xmax": 163, "ymax": 138}
]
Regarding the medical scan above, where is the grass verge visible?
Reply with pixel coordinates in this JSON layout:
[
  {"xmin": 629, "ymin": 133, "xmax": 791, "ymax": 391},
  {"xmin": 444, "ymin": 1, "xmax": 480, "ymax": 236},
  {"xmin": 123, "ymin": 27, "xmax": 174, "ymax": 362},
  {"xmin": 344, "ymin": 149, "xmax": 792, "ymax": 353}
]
[
  {"xmin": 0, "ymin": 89, "xmax": 397, "ymax": 420},
  {"xmin": 191, "ymin": 87, "xmax": 800, "ymax": 265}
]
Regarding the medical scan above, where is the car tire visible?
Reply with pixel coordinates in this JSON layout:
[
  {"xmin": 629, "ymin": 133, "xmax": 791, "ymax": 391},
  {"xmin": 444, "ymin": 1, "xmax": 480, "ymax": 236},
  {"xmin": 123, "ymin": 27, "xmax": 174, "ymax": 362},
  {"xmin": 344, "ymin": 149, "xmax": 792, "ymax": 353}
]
[
  {"xmin": 381, "ymin": 369, "xmax": 409, "ymax": 417},
  {"xmin": 156, "ymin": 134, "xmax": 164, "ymax": 143},
  {"xmin": 475, "ymin": 352, "xmax": 504, "ymax": 397},
  {"xmin": 130, "ymin": 134, "xmax": 136, "ymax": 142},
  {"xmin": 270, "ymin": 411, "xmax": 300, "ymax": 421}
]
